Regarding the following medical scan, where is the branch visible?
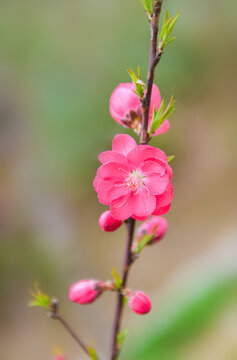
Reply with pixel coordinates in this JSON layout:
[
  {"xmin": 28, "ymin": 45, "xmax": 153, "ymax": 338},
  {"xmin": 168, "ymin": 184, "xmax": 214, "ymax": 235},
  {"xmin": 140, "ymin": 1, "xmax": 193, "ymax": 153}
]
[
  {"xmin": 110, "ymin": 2, "xmax": 164, "ymax": 358},
  {"xmin": 110, "ymin": 218, "xmax": 136, "ymax": 360},
  {"xmin": 48, "ymin": 299, "xmax": 94, "ymax": 359},
  {"xmin": 140, "ymin": 0, "xmax": 163, "ymax": 145}
]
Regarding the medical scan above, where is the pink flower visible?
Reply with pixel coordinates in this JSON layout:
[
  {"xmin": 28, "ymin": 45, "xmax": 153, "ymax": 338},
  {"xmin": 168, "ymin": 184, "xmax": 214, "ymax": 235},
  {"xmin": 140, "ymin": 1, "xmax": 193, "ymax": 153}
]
[
  {"xmin": 109, "ymin": 82, "xmax": 169, "ymax": 135},
  {"xmin": 54, "ymin": 356, "xmax": 65, "ymax": 360},
  {"xmin": 137, "ymin": 216, "xmax": 168, "ymax": 243},
  {"xmin": 128, "ymin": 291, "xmax": 151, "ymax": 315},
  {"xmin": 68, "ymin": 279, "xmax": 103, "ymax": 305},
  {"xmin": 99, "ymin": 210, "xmax": 122, "ymax": 232},
  {"xmin": 93, "ymin": 134, "xmax": 173, "ymax": 221}
]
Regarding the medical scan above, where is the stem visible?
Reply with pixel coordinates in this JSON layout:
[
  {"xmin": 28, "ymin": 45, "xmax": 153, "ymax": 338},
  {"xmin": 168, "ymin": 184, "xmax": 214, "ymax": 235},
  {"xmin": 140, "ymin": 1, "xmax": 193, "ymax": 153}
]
[
  {"xmin": 57, "ymin": 314, "xmax": 90, "ymax": 356},
  {"xmin": 48, "ymin": 299, "xmax": 94, "ymax": 358},
  {"xmin": 140, "ymin": 0, "xmax": 163, "ymax": 144},
  {"xmin": 110, "ymin": 2, "xmax": 163, "ymax": 358},
  {"xmin": 110, "ymin": 218, "xmax": 136, "ymax": 360}
]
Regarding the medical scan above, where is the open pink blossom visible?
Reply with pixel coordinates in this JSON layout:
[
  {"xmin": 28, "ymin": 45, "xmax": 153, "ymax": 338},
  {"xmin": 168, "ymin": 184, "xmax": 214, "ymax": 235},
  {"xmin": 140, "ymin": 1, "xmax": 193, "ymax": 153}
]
[
  {"xmin": 68, "ymin": 279, "xmax": 104, "ymax": 305},
  {"xmin": 94, "ymin": 134, "xmax": 173, "ymax": 221},
  {"xmin": 137, "ymin": 216, "xmax": 168, "ymax": 244},
  {"xmin": 128, "ymin": 291, "xmax": 151, "ymax": 315},
  {"xmin": 99, "ymin": 210, "xmax": 122, "ymax": 232},
  {"xmin": 109, "ymin": 82, "xmax": 169, "ymax": 135}
]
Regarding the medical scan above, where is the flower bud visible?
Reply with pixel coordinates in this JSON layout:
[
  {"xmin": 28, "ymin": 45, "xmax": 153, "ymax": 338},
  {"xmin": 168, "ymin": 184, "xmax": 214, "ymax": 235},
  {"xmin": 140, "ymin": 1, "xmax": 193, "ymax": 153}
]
[
  {"xmin": 68, "ymin": 279, "xmax": 104, "ymax": 305},
  {"xmin": 128, "ymin": 291, "xmax": 151, "ymax": 315},
  {"xmin": 99, "ymin": 211, "xmax": 122, "ymax": 232},
  {"xmin": 109, "ymin": 82, "xmax": 169, "ymax": 135},
  {"xmin": 137, "ymin": 216, "xmax": 168, "ymax": 244}
]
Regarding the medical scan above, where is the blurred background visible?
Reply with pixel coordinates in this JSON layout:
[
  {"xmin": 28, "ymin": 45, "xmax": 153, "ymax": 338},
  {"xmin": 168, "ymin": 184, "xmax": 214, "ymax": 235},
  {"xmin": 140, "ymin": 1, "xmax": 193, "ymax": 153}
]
[{"xmin": 0, "ymin": 0, "xmax": 236, "ymax": 359}]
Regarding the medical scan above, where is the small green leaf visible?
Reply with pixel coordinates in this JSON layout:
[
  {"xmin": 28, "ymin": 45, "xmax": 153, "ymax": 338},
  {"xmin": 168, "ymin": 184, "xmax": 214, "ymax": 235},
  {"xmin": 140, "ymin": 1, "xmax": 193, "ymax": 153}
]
[
  {"xmin": 149, "ymin": 96, "xmax": 175, "ymax": 134},
  {"xmin": 159, "ymin": 10, "xmax": 181, "ymax": 49},
  {"xmin": 87, "ymin": 345, "xmax": 98, "ymax": 360},
  {"xmin": 127, "ymin": 68, "xmax": 145, "ymax": 98},
  {"xmin": 142, "ymin": 0, "xmax": 153, "ymax": 16},
  {"xmin": 160, "ymin": 10, "xmax": 169, "ymax": 39},
  {"xmin": 168, "ymin": 11, "xmax": 181, "ymax": 35},
  {"xmin": 112, "ymin": 267, "xmax": 123, "ymax": 290},
  {"xmin": 29, "ymin": 283, "xmax": 51, "ymax": 308},
  {"xmin": 117, "ymin": 327, "xmax": 129, "ymax": 350},
  {"xmin": 165, "ymin": 36, "xmax": 176, "ymax": 47},
  {"xmin": 127, "ymin": 68, "xmax": 138, "ymax": 84},
  {"xmin": 134, "ymin": 226, "xmax": 157, "ymax": 254},
  {"xmin": 167, "ymin": 155, "xmax": 176, "ymax": 163},
  {"xmin": 136, "ymin": 79, "xmax": 146, "ymax": 88}
]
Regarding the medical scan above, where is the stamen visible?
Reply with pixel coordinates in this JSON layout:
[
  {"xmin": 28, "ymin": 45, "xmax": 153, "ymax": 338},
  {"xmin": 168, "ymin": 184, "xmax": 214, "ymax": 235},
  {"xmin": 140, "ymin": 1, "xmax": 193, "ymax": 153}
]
[{"xmin": 125, "ymin": 169, "xmax": 146, "ymax": 193}]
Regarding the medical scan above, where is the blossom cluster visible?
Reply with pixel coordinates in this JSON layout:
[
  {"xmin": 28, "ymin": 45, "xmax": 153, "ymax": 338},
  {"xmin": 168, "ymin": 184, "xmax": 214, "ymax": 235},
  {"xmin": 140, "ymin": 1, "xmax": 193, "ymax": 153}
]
[{"xmin": 68, "ymin": 81, "xmax": 173, "ymax": 316}]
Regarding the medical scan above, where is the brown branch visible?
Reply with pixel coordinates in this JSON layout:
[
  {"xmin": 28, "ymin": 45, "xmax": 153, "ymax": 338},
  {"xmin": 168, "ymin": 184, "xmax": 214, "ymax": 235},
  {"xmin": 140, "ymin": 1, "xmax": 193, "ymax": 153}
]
[
  {"xmin": 110, "ymin": 2, "xmax": 164, "ymax": 359},
  {"xmin": 140, "ymin": 0, "xmax": 163, "ymax": 145},
  {"xmin": 110, "ymin": 218, "xmax": 136, "ymax": 360},
  {"xmin": 48, "ymin": 299, "xmax": 93, "ymax": 358}
]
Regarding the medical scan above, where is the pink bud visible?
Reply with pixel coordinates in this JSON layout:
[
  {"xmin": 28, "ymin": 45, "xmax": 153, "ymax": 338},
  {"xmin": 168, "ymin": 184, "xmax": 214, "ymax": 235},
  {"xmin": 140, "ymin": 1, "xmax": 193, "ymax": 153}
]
[
  {"xmin": 68, "ymin": 279, "xmax": 103, "ymax": 305},
  {"xmin": 137, "ymin": 216, "xmax": 168, "ymax": 244},
  {"xmin": 99, "ymin": 211, "xmax": 122, "ymax": 232},
  {"xmin": 109, "ymin": 82, "xmax": 169, "ymax": 135},
  {"xmin": 128, "ymin": 291, "xmax": 151, "ymax": 315}
]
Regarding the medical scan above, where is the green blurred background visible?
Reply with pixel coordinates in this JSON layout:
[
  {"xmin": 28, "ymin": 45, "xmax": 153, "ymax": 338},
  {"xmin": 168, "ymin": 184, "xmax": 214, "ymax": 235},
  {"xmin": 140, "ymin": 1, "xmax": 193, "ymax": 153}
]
[{"xmin": 0, "ymin": 0, "xmax": 236, "ymax": 359}]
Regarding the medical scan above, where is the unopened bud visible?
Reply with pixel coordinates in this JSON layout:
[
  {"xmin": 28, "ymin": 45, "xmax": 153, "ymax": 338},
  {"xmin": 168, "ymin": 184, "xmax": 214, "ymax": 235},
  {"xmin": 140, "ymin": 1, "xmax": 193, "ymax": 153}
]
[
  {"xmin": 137, "ymin": 216, "xmax": 168, "ymax": 244},
  {"xmin": 127, "ymin": 290, "xmax": 151, "ymax": 315},
  {"xmin": 99, "ymin": 211, "xmax": 122, "ymax": 232},
  {"xmin": 68, "ymin": 279, "xmax": 104, "ymax": 305}
]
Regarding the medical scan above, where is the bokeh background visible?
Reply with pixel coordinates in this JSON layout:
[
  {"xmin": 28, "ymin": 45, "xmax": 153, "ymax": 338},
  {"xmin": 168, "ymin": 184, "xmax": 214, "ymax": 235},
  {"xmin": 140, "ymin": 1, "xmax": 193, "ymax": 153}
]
[{"xmin": 0, "ymin": 0, "xmax": 237, "ymax": 359}]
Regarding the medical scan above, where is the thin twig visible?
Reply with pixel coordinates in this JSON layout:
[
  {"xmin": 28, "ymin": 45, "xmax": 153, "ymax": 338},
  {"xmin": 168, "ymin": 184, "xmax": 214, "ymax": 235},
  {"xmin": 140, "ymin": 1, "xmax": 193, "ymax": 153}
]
[
  {"xmin": 48, "ymin": 299, "xmax": 93, "ymax": 358},
  {"xmin": 110, "ymin": 218, "xmax": 136, "ymax": 360},
  {"xmin": 57, "ymin": 314, "xmax": 90, "ymax": 356},
  {"xmin": 140, "ymin": 0, "xmax": 163, "ymax": 145}
]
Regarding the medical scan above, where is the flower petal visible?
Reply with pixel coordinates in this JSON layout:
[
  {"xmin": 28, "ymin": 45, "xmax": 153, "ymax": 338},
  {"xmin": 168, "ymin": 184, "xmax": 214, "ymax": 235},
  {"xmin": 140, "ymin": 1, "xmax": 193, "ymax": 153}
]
[
  {"xmin": 127, "ymin": 145, "xmax": 167, "ymax": 167},
  {"xmin": 153, "ymin": 182, "xmax": 173, "ymax": 215},
  {"xmin": 93, "ymin": 177, "xmax": 114, "ymax": 205},
  {"xmin": 132, "ymin": 187, "xmax": 156, "ymax": 219},
  {"xmin": 109, "ymin": 83, "xmax": 139, "ymax": 124},
  {"xmin": 112, "ymin": 134, "xmax": 137, "ymax": 156},
  {"xmin": 97, "ymin": 162, "xmax": 129, "ymax": 181},
  {"xmin": 110, "ymin": 193, "xmax": 134, "ymax": 221},
  {"xmin": 98, "ymin": 151, "xmax": 127, "ymax": 164}
]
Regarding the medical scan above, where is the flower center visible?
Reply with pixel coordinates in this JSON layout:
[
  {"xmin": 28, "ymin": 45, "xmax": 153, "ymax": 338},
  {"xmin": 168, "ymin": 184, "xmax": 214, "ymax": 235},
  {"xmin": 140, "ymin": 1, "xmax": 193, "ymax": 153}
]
[{"xmin": 125, "ymin": 169, "xmax": 145, "ymax": 193}]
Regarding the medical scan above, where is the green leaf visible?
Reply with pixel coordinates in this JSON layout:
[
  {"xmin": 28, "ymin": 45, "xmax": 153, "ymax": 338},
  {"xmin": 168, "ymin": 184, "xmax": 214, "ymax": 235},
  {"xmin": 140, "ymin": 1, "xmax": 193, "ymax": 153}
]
[
  {"xmin": 117, "ymin": 327, "xmax": 129, "ymax": 350},
  {"xmin": 134, "ymin": 226, "xmax": 157, "ymax": 254},
  {"xmin": 142, "ymin": 0, "xmax": 153, "ymax": 15},
  {"xmin": 87, "ymin": 345, "xmax": 98, "ymax": 360},
  {"xmin": 29, "ymin": 283, "xmax": 51, "ymax": 308},
  {"xmin": 136, "ymin": 79, "xmax": 146, "ymax": 88},
  {"xmin": 168, "ymin": 11, "xmax": 181, "ymax": 35},
  {"xmin": 127, "ymin": 68, "xmax": 145, "ymax": 98},
  {"xmin": 112, "ymin": 267, "xmax": 123, "ymax": 290},
  {"xmin": 159, "ymin": 10, "xmax": 181, "ymax": 49},
  {"xmin": 167, "ymin": 155, "xmax": 175, "ymax": 163},
  {"xmin": 149, "ymin": 96, "xmax": 175, "ymax": 134},
  {"xmin": 164, "ymin": 36, "xmax": 176, "ymax": 47},
  {"xmin": 162, "ymin": 96, "xmax": 176, "ymax": 119},
  {"xmin": 127, "ymin": 68, "xmax": 138, "ymax": 84},
  {"xmin": 160, "ymin": 10, "xmax": 169, "ymax": 40}
]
